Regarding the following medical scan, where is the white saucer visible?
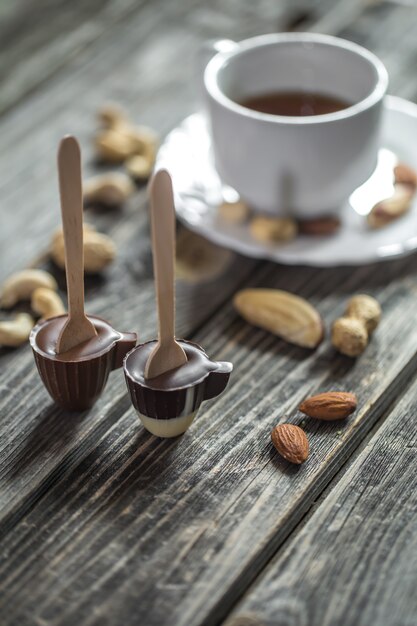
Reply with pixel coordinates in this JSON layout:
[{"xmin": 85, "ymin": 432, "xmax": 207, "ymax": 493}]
[{"xmin": 156, "ymin": 96, "xmax": 417, "ymax": 266}]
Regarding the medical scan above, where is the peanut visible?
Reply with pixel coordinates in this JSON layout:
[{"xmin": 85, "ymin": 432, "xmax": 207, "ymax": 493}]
[
  {"xmin": 84, "ymin": 173, "xmax": 135, "ymax": 207},
  {"xmin": 331, "ymin": 317, "xmax": 368, "ymax": 357},
  {"xmin": 51, "ymin": 226, "xmax": 116, "ymax": 273},
  {"xmin": 31, "ymin": 287, "xmax": 65, "ymax": 319},
  {"xmin": 0, "ymin": 269, "xmax": 57, "ymax": 308},
  {"xmin": 346, "ymin": 294, "xmax": 381, "ymax": 334},
  {"xmin": 0, "ymin": 313, "xmax": 34, "ymax": 347}
]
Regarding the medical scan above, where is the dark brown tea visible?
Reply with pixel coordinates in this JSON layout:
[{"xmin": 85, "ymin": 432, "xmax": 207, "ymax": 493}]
[{"xmin": 240, "ymin": 90, "xmax": 350, "ymax": 117}]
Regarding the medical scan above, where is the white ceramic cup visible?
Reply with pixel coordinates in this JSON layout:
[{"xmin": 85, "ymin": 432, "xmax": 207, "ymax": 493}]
[{"xmin": 204, "ymin": 33, "xmax": 388, "ymax": 217}]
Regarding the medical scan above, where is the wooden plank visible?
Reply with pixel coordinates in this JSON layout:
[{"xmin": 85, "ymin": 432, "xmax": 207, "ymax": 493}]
[
  {"xmin": 0, "ymin": 0, "xmax": 147, "ymax": 116},
  {"xmin": 0, "ymin": 0, "xmax": 309, "ymax": 118},
  {"xmin": 225, "ymin": 367, "xmax": 417, "ymax": 626},
  {"xmin": 2, "ymin": 254, "xmax": 417, "ymax": 625}
]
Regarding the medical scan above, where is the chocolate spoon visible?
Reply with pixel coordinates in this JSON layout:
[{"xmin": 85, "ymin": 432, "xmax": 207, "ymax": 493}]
[
  {"xmin": 56, "ymin": 136, "xmax": 97, "ymax": 354},
  {"xmin": 144, "ymin": 169, "xmax": 187, "ymax": 379}
]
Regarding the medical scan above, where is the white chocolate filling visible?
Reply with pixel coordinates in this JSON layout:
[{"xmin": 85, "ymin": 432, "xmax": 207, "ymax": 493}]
[{"xmin": 138, "ymin": 412, "xmax": 197, "ymax": 438}]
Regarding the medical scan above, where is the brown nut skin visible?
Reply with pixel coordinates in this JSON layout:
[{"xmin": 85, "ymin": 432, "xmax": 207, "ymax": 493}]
[
  {"xmin": 299, "ymin": 391, "xmax": 357, "ymax": 421},
  {"xmin": 271, "ymin": 424, "xmax": 309, "ymax": 465},
  {"xmin": 346, "ymin": 294, "xmax": 381, "ymax": 334},
  {"xmin": 332, "ymin": 317, "xmax": 368, "ymax": 357},
  {"xmin": 298, "ymin": 216, "xmax": 341, "ymax": 236}
]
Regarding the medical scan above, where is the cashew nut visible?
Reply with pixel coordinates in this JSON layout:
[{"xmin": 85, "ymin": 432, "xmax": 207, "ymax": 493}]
[
  {"xmin": 0, "ymin": 269, "xmax": 57, "ymax": 308},
  {"xmin": 94, "ymin": 102, "xmax": 159, "ymax": 165},
  {"xmin": 94, "ymin": 129, "xmax": 137, "ymax": 163},
  {"xmin": 97, "ymin": 103, "xmax": 128, "ymax": 129},
  {"xmin": 250, "ymin": 216, "xmax": 298, "ymax": 243},
  {"xmin": 31, "ymin": 287, "xmax": 66, "ymax": 319},
  {"xmin": 84, "ymin": 173, "xmax": 135, "ymax": 207},
  {"xmin": 0, "ymin": 313, "xmax": 34, "ymax": 347},
  {"xmin": 128, "ymin": 126, "xmax": 158, "ymax": 162},
  {"xmin": 51, "ymin": 226, "xmax": 116, "ymax": 273},
  {"xmin": 126, "ymin": 154, "xmax": 154, "ymax": 181}
]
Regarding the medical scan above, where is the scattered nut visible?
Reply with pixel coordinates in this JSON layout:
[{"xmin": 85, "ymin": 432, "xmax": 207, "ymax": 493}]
[
  {"xmin": 346, "ymin": 294, "xmax": 381, "ymax": 334},
  {"xmin": 234, "ymin": 289, "xmax": 324, "ymax": 349},
  {"xmin": 0, "ymin": 313, "xmax": 34, "ymax": 347},
  {"xmin": 128, "ymin": 126, "xmax": 158, "ymax": 162},
  {"xmin": 299, "ymin": 391, "xmax": 357, "ymax": 421},
  {"xmin": 97, "ymin": 103, "xmax": 128, "ymax": 129},
  {"xmin": 331, "ymin": 317, "xmax": 368, "ymax": 357},
  {"xmin": 126, "ymin": 154, "xmax": 154, "ymax": 181},
  {"xmin": 95, "ymin": 104, "xmax": 159, "ymax": 169},
  {"xmin": 271, "ymin": 424, "xmax": 309, "ymax": 464},
  {"xmin": 218, "ymin": 200, "xmax": 250, "ymax": 224},
  {"xmin": 31, "ymin": 288, "xmax": 65, "ymax": 319},
  {"xmin": 298, "ymin": 216, "xmax": 341, "ymax": 236},
  {"xmin": 84, "ymin": 173, "xmax": 135, "ymax": 208},
  {"xmin": 394, "ymin": 162, "xmax": 417, "ymax": 189},
  {"xmin": 0, "ymin": 269, "xmax": 57, "ymax": 308},
  {"xmin": 368, "ymin": 184, "xmax": 414, "ymax": 229},
  {"xmin": 249, "ymin": 216, "xmax": 298, "ymax": 243},
  {"xmin": 94, "ymin": 129, "xmax": 137, "ymax": 163},
  {"xmin": 51, "ymin": 226, "xmax": 116, "ymax": 273}
]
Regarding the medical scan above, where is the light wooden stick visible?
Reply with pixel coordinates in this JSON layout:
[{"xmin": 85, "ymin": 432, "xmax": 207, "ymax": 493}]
[
  {"xmin": 56, "ymin": 136, "xmax": 97, "ymax": 354},
  {"xmin": 144, "ymin": 169, "xmax": 187, "ymax": 379}
]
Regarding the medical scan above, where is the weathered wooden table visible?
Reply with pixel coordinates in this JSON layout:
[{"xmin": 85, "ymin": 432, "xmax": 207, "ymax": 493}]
[{"xmin": 1, "ymin": 1, "xmax": 417, "ymax": 625}]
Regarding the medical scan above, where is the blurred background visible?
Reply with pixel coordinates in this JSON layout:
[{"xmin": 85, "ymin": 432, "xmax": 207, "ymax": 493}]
[{"xmin": 1, "ymin": 0, "xmax": 417, "ymax": 282}]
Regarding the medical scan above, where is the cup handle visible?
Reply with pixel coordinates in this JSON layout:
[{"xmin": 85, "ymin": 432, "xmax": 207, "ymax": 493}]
[
  {"xmin": 203, "ymin": 360, "xmax": 233, "ymax": 401},
  {"xmin": 112, "ymin": 332, "xmax": 137, "ymax": 370},
  {"xmin": 197, "ymin": 39, "xmax": 238, "ymax": 98}
]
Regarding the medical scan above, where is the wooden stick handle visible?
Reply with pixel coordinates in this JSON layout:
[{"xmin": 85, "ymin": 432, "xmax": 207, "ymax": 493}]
[
  {"xmin": 57, "ymin": 136, "xmax": 85, "ymax": 321},
  {"xmin": 149, "ymin": 169, "xmax": 177, "ymax": 344}
]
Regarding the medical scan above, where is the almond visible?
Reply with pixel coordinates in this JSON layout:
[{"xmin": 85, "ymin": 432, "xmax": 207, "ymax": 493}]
[
  {"xmin": 271, "ymin": 424, "xmax": 309, "ymax": 464},
  {"xmin": 394, "ymin": 162, "xmax": 417, "ymax": 189},
  {"xmin": 298, "ymin": 216, "xmax": 341, "ymax": 236},
  {"xmin": 233, "ymin": 288, "xmax": 324, "ymax": 348},
  {"xmin": 299, "ymin": 391, "xmax": 357, "ymax": 421}
]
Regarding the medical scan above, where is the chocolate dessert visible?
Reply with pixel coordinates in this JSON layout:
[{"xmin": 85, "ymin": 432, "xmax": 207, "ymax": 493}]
[
  {"xmin": 124, "ymin": 340, "xmax": 232, "ymax": 437},
  {"xmin": 31, "ymin": 315, "xmax": 136, "ymax": 411}
]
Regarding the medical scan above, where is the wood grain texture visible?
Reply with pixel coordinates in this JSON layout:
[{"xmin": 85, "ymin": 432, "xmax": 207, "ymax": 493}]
[
  {"xmin": 1, "ymin": 1, "xmax": 417, "ymax": 625},
  {"xmin": 2, "ymin": 256, "xmax": 417, "ymax": 626},
  {"xmin": 225, "ymin": 369, "xmax": 417, "ymax": 626}
]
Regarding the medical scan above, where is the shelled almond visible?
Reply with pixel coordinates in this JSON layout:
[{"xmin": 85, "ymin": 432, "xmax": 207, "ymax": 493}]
[{"xmin": 234, "ymin": 288, "xmax": 324, "ymax": 349}]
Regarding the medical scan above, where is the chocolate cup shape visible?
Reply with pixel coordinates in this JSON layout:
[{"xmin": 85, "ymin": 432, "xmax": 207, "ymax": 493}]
[
  {"xmin": 30, "ymin": 314, "xmax": 137, "ymax": 411},
  {"xmin": 123, "ymin": 339, "xmax": 233, "ymax": 438}
]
